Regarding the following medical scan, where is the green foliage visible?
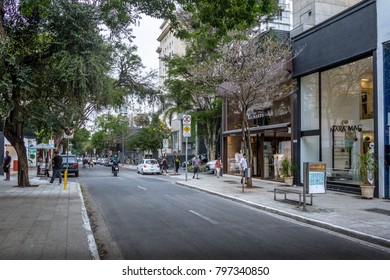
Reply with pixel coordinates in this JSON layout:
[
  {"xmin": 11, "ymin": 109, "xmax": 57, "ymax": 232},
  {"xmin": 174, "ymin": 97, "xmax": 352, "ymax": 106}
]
[
  {"xmin": 91, "ymin": 113, "xmax": 129, "ymax": 155},
  {"xmin": 281, "ymin": 158, "xmax": 296, "ymax": 177},
  {"xmin": 71, "ymin": 128, "xmax": 91, "ymax": 156},
  {"xmin": 175, "ymin": 0, "xmax": 279, "ymax": 50},
  {"xmin": 357, "ymin": 152, "xmax": 378, "ymax": 185},
  {"xmin": 126, "ymin": 114, "xmax": 171, "ymax": 152}
]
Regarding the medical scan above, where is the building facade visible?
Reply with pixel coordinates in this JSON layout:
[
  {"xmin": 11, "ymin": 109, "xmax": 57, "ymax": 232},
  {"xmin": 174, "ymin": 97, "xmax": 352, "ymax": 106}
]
[
  {"xmin": 292, "ymin": 0, "xmax": 389, "ymax": 198},
  {"xmin": 221, "ymin": 0, "xmax": 294, "ymax": 180},
  {"xmin": 375, "ymin": 0, "xmax": 390, "ymax": 198},
  {"xmin": 156, "ymin": 20, "xmax": 190, "ymax": 156}
]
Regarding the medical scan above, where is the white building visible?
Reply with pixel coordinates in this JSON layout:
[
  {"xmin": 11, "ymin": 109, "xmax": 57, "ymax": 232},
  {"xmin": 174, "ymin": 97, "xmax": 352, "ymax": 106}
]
[{"xmin": 156, "ymin": 20, "xmax": 188, "ymax": 155}]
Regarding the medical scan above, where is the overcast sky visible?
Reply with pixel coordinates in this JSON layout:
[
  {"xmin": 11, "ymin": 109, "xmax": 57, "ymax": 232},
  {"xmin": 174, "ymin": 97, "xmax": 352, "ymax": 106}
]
[{"xmin": 132, "ymin": 15, "xmax": 162, "ymax": 72}]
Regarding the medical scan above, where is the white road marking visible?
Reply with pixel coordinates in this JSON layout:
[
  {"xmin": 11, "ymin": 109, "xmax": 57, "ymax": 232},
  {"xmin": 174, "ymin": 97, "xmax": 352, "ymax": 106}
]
[
  {"xmin": 118, "ymin": 177, "xmax": 124, "ymax": 180},
  {"xmin": 137, "ymin": 186, "xmax": 147, "ymax": 190},
  {"xmin": 189, "ymin": 210, "xmax": 218, "ymax": 225}
]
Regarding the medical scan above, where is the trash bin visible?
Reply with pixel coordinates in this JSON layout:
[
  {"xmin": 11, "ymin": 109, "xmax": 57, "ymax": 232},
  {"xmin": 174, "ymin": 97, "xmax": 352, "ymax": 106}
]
[{"xmin": 13, "ymin": 160, "xmax": 18, "ymax": 171}]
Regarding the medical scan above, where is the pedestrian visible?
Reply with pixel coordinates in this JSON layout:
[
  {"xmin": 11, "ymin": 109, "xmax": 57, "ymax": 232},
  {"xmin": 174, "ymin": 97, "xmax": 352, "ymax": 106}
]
[
  {"xmin": 162, "ymin": 157, "xmax": 169, "ymax": 174},
  {"xmin": 50, "ymin": 151, "xmax": 63, "ymax": 184},
  {"xmin": 174, "ymin": 155, "xmax": 180, "ymax": 174},
  {"xmin": 240, "ymin": 154, "xmax": 248, "ymax": 185},
  {"xmin": 192, "ymin": 155, "xmax": 201, "ymax": 179},
  {"xmin": 45, "ymin": 154, "xmax": 51, "ymax": 178},
  {"xmin": 215, "ymin": 156, "xmax": 221, "ymax": 178},
  {"xmin": 2, "ymin": 151, "xmax": 11, "ymax": 181}
]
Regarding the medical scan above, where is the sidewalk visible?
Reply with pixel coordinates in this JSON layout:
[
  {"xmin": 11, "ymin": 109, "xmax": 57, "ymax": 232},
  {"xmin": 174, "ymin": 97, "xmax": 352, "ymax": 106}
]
[{"xmin": 0, "ymin": 171, "xmax": 98, "ymax": 260}]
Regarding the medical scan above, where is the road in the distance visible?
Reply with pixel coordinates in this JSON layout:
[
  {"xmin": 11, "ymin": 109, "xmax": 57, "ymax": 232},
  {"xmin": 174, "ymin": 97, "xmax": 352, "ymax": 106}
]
[{"xmin": 78, "ymin": 165, "xmax": 390, "ymax": 260}]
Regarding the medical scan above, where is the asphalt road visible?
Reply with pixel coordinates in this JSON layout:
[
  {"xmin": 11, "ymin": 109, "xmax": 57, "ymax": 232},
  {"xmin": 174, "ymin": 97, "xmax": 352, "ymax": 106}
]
[{"xmin": 78, "ymin": 165, "xmax": 390, "ymax": 260}]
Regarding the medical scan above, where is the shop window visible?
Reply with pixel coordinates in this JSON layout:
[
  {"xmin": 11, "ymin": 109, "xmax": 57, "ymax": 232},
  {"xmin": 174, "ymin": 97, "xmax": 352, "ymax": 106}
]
[
  {"xmin": 320, "ymin": 56, "xmax": 374, "ymax": 183},
  {"xmin": 301, "ymin": 73, "xmax": 319, "ymax": 131}
]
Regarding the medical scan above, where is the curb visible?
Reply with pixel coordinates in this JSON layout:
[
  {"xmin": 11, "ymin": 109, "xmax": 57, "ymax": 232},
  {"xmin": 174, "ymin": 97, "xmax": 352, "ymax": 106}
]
[
  {"xmin": 77, "ymin": 182, "xmax": 100, "ymax": 260},
  {"xmin": 176, "ymin": 181, "xmax": 390, "ymax": 250}
]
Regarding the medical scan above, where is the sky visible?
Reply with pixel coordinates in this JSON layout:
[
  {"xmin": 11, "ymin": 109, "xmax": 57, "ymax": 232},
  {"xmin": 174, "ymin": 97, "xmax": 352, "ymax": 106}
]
[{"xmin": 132, "ymin": 15, "xmax": 163, "ymax": 72}]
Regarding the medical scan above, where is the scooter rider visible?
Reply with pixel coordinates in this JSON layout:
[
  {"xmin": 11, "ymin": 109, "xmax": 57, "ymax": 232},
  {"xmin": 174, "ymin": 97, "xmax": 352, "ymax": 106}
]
[{"xmin": 112, "ymin": 159, "xmax": 119, "ymax": 173}]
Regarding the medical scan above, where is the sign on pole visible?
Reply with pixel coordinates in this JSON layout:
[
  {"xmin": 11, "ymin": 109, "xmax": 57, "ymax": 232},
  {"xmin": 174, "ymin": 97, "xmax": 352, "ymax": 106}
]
[
  {"xmin": 63, "ymin": 128, "xmax": 74, "ymax": 139},
  {"xmin": 182, "ymin": 114, "xmax": 191, "ymax": 181},
  {"xmin": 163, "ymin": 139, "xmax": 168, "ymax": 148},
  {"xmin": 183, "ymin": 115, "xmax": 191, "ymax": 138}
]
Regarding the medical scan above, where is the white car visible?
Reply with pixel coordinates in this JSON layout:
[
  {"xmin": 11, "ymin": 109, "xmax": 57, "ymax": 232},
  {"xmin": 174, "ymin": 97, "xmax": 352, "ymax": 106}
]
[{"xmin": 137, "ymin": 159, "xmax": 161, "ymax": 175}]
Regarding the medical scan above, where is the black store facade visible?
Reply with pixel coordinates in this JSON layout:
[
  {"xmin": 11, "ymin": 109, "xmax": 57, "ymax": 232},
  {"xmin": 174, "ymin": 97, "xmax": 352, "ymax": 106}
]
[{"xmin": 291, "ymin": 1, "xmax": 378, "ymax": 195}]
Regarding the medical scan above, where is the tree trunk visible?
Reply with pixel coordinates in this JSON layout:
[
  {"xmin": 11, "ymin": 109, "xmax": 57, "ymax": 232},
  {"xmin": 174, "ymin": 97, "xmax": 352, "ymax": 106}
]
[
  {"xmin": 3, "ymin": 115, "xmax": 31, "ymax": 187},
  {"xmin": 241, "ymin": 109, "xmax": 253, "ymax": 188}
]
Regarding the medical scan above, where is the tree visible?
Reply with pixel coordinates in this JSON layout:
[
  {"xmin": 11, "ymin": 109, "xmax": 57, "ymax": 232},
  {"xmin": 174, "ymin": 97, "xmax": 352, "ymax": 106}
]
[
  {"xmin": 216, "ymin": 31, "xmax": 297, "ymax": 187},
  {"xmin": 71, "ymin": 128, "xmax": 91, "ymax": 156},
  {"xmin": 160, "ymin": 0, "xmax": 280, "ymax": 163},
  {"xmin": 91, "ymin": 113, "xmax": 129, "ymax": 156},
  {"xmin": 0, "ymin": 0, "xmax": 164, "ymax": 186},
  {"xmin": 127, "ymin": 114, "xmax": 170, "ymax": 154}
]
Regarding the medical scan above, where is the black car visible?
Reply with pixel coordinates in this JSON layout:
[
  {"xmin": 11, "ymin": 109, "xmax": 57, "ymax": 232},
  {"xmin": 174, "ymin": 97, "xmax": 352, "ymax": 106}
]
[{"xmin": 61, "ymin": 155, "xmax": 79, "ymax": 177}]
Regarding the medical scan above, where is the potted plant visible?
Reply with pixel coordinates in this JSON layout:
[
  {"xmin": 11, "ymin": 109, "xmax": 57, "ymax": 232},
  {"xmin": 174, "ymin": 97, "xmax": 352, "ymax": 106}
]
[
  {"xmin": 357, "ymin": 152, "xmax": 378, "ymax": 199},
  {"xmin": 281, "ymin": 158, "xmax": 296, "ymax": 186}
]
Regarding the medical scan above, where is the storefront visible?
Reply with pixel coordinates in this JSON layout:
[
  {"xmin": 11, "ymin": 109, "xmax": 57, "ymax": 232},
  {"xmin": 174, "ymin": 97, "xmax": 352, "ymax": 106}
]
[
  {"xmin": 299, "ymin": 56, "xmax": 374, "ymax": 193},
  {"xmin": 222, "ymin": 96, "xmax": 292, "ymax": 181},
  {"xmin": 292, "ymin": 0, "xmax": 380, "ymax": 195}
]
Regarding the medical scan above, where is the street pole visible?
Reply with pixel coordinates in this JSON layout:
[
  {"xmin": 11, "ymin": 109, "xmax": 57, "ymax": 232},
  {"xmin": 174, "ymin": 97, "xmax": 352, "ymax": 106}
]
[{"xmin": 185, "ymin": 137, "xmax": 188, "ymax": 181}]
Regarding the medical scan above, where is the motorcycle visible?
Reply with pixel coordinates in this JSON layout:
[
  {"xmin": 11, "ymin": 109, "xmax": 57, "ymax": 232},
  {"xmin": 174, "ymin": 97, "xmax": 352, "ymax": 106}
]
[{"xmin": 113, "ymin": 165, "xmax": 119, "ymax": 176}]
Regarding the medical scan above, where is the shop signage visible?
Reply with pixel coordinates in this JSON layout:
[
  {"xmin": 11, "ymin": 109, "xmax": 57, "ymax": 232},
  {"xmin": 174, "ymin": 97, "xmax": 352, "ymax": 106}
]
[
  {"xmin": 330, "ymin": 124, "xmax": 362, "ymax": 133},
  {"xmin": 248, "ymin": 112, "xmax": 265, "ymax": 120}
]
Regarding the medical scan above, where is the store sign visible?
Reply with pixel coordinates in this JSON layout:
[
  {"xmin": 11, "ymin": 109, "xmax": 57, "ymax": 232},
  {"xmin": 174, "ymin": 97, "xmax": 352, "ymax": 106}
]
[{"xmin": 330, "ymin": 124, "xmax": 362, "ymax": 133}]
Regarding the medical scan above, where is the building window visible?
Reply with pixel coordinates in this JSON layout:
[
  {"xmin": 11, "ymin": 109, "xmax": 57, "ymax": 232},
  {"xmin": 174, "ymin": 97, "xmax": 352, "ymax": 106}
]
[
  {"xmin": 301, "ymin": 73, "xmax": 319, "ymax": 131},
  {"xmin": 320, "ymin": 56, "xmax": 373, "ymax": 181}
]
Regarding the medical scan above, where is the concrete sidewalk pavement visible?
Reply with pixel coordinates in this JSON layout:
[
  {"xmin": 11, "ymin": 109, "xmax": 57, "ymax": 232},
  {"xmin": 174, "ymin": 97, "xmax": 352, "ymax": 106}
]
[{"xmin": 0, "ymin": 173, "xmax": 98, "ymax": 260}]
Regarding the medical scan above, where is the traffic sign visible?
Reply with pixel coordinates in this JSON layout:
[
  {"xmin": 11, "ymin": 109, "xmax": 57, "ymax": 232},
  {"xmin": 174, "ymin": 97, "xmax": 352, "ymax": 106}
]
[
  {"xmin": 183, "ymin": 115, "xmax": 191, "ymax": 125},
  {"xmin": 63, "ymin": 128, "xmax": 74, "ymax": 139},
  {"xmin": 183, "ymin": 125, "xmax": 191, "ymax": 138}
]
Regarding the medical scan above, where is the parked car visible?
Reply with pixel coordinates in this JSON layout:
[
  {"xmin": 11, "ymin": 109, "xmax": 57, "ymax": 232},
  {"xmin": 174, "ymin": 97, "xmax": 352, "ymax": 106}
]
[
  {"xmin": 137, "ymin": 159, "xmax": 161, "ymax": 175},
  {"xmin": 61, "ymin": 155, "xmax": 79, "ymax": 177},
  {"xmin": 205, "ymin": 160, "xmax": 217, "ymax": 173}
]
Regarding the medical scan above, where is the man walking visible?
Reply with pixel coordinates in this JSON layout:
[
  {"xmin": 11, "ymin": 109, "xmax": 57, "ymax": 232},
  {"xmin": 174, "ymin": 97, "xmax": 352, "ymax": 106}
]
[
  {"xmin": 2, "ymin": 151, "xmax": 11, "ymax": 181},
  {"xmin": 240, "ymin": 154, "xmax": 248, "ymax": 185},
  {"xmin": 192, "ymin": 155, "xmax": 201, "ymax": 179},
  {"xmin": 50, "ymin": 151, "xmax": 62, "ymax": 184}
]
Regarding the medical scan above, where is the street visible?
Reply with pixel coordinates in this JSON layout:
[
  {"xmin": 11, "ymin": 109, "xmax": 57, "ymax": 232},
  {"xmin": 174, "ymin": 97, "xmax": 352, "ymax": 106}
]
[{"xmin": 78, "ymin": 165, "xmax": 390, "ymax": 260}]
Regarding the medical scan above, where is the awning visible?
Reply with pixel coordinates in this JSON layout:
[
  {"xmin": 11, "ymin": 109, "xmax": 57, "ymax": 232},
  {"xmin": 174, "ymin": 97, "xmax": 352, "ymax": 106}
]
[{"xmin": 223, "ymin": 122, "xmax": 291, "ymax": 136}]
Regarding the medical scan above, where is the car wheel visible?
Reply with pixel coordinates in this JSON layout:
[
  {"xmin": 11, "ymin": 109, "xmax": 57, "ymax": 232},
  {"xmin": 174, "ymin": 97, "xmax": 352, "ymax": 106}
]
[{"xmin": 141, "ymin": 169, "xmax": 144, "ymax": 175}]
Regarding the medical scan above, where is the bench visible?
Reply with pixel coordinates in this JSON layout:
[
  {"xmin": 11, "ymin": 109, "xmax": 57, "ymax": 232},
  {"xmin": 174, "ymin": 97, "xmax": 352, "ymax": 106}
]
[{"xmin": 274, "ymin": 187, "xmax": 313, "ymax": 206}]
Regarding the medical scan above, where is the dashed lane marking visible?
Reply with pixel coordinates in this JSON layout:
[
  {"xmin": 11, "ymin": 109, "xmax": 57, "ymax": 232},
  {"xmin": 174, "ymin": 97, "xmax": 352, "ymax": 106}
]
[{"xmin": 189, "ymin": 210, "xmax": 218, "ymax": 225}]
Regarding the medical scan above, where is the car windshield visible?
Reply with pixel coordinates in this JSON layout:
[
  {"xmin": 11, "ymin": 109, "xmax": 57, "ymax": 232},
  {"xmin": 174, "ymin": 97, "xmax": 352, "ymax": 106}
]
[{"xmin": 145, "ymin": 160, "xmax": 157, "ymax": 165}]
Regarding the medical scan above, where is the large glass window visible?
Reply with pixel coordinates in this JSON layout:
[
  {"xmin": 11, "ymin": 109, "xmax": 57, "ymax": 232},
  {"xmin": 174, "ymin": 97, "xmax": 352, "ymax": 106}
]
[
  {"xmin": 301, "ymin": 73, "xmax": 320, "ymax": 131},
  {"xmin": 321, "ymin": 56, "xmax": 374, "ymax": 182}
]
